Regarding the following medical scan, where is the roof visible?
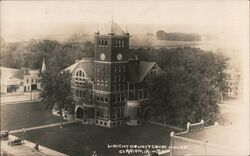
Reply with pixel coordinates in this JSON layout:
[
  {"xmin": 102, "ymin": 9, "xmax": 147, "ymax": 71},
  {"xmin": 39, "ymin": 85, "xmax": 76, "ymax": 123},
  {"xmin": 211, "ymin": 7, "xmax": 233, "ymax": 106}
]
[
  {"xmin": 128, "ymin": 60, "xmax": 161, "ymax": 82},
  {"xmin": 65, "ymin": 58, "xmax": 94, "ymax": 79},
  {"xmin": 0, "ymin": 66, "xmax": 40, "ymax": 85},
  {"xmin": 65, "ymin": 58, "xmax": 160, "ymax": 83},
  {"xmin": 99, "ymin": 20, "xmax": 126, "ymax": 35},
  {"xmin": 0, "ymin": 66, "xmax": 22, "ymax": 80}
]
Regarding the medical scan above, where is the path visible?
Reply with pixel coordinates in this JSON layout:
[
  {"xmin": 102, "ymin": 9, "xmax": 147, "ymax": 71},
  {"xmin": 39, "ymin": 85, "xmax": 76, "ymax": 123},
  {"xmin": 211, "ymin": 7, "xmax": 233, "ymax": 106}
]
[
  {"xmin": 1, "ymin": 92, "xmax": 40, "ymax": 104},
  {"xmin": 10, "ymin": 120, "xmax": 77, "ymax": 134}
]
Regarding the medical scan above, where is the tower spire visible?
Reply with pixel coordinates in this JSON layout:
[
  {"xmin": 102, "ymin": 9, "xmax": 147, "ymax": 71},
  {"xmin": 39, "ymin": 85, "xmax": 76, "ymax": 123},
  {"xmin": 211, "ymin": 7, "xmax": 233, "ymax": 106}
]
[{"xmin": 41, "ymin": 57, "xmax": 46, "ymax": 72}]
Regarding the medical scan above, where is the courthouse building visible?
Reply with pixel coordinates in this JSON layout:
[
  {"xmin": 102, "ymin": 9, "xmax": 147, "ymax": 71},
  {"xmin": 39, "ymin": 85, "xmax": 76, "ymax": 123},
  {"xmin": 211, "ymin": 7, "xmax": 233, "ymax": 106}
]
[{"xmin": 65, "ymin": 21, "xmax": 161, "ymax": 127}]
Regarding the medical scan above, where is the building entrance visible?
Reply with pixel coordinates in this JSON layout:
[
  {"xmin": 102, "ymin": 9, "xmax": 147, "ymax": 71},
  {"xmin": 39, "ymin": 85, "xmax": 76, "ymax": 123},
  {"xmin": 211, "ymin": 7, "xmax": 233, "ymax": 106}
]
[{"xmin": 76, "ymin": 107, "xmax": 84, "ymax": 119}]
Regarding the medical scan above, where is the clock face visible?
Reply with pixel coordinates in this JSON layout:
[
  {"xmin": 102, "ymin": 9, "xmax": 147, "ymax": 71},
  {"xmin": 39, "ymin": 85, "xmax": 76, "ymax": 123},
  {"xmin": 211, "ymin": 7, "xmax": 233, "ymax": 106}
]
[
  {"xmin": 100, "ymin": 53, "xmax": 105, "ymax": 60},
  {"xmin": 117, "ymin": 53, "xmax": 122, "ymax": 61}
]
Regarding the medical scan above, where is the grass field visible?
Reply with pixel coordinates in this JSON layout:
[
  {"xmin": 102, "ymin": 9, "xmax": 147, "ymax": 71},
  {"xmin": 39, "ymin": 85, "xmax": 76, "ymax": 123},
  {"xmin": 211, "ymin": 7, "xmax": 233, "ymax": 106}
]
[
  {"xmin": 14, "ymin": 123, "xmax": 173, "ymax": 156},
  {"xmin": 1, "ymin": 101, "xmax": 60, "ymax": 131}
]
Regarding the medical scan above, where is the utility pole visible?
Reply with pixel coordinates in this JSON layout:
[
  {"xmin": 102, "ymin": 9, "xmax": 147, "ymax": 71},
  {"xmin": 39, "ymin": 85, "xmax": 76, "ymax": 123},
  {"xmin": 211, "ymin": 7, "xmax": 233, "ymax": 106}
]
[{"xmin": 22, "ymin": 128, "xmax": 26, "ymax": 144}]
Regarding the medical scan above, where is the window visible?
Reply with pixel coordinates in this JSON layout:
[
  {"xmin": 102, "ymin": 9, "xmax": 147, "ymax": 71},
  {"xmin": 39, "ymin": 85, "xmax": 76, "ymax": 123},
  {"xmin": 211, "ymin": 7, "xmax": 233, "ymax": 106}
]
[
  {"xmin": 139, "ymin": 91, "xmax": 142, "ymax": 99},
  {"xmin": 112, "ymin": 109, "xmax": 116, "ymax": 118},
  {"xmin": 136, "ymin": 107, "xmax": 140, "ymax": 117},
  {"xmin": 118, "ymin": 66, "xmax": 121, "ymax": 72},
  {"xmin": 101, "ymin": 84, "xmax": 104, "ymax": 91},
  {"xmin": 81, "ymin": 91, "xmax": 86, "ymax": 98},
  {"xmin": 105, "ymin": 75, "xmax": 108, "ymax": 82},
  {"xmin": 114, "ymin": 75, "xmax": 116, "ymax": 82},
  {"xmin": 96, "ymin": 109, "xmax": 100, "ymax": 117},
  {"xmin": 114, "ymin": 66, "xmax": 116, "ymax": 73},
  {"xmin": 121, "ymin": 84, "xmax": 123, "ymax": 91},
  {"xmin": 117, "ymin": 94, "xmax": 121, "ymax": 102},
  {"xmin": 83, "ymin": 109, "xmax": 87, "ymax": 117},
  {"xmin": 123, "ymin": 75, "xmax": 125, "ymax": 81},
  {"xmin": 105, "ymin": 85, "xmax": 108, "ymax": 91},
  {"xmin": 31, "ymin": 79, "xmax": 34, "ymax": 83},
  {"xmin": 151, "ymin": 68, "xmax": 157, "ymax": 77},
  {"xmin": 113, "ymin": 85, "xmax": 116, "ymax": 91},
  {"xmin": 143, "ymin": 90, "xmax": 147, "ymax": 98},
  {"xmin": 105, "ymin": 97, "xmax": 108, "ymax": 103},
  {"xmin": 26, "ymin": 79, "xmax": 29, "ymax": 84},
  {"xmin": 106, "ymin": 66, "xmax": 109, "ymax": 73},
  {"xmin": 117, "ymin": 109, "xmax": 121, "ymax": 118},
  {"xmin": 101, "ymin": 75, "xmax": 104, "ymax": 82},
  {"xmin": 112, "ymin": 94, "xmax": 116, "ymax": 102},
  {"xmin": 96, "ymin": 107, "xmax": 108, "ymax": 118},
  {"xmin": 97, "ymin": 75, "xmax": 100, "ymax": 81},
  {"xmin": 118, "ymin": 75, "xmax": 121, "ymax": 82},
  {"xmin": 123, "ymin": 65, "xmax": 126, "ymax": 72},
  {"xmin": 121, "ymin": 94, "xmax": 124, "ymax": 102},
  {"xmin": 121, "ymin": 107, "xmax": 125, "ymax": 117},
  {"xmin": 96, "ymin": 96, "xmax": 99, "ymax": 101},
  {"xmin": 75, "ymin": 69, "xmax": 86, "ymax": 87},
  {"xmin": 117, "ymin": 84, "xmax": 120, "ymax": 91},
  {"xmin": 76, "ymin": 90, "xmax": 79, "ymax": 97}
]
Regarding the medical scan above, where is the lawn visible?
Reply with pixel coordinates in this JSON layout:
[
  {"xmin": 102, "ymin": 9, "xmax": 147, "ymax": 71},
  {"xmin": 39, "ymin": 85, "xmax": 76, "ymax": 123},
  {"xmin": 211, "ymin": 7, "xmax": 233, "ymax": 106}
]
[
  {"xmin": 1, "ymin": 101, "xmax": 60, "ymax": 130},
  {"xmin": 14, "ymin": 123, "xmax": 173, "ymax": 156}
]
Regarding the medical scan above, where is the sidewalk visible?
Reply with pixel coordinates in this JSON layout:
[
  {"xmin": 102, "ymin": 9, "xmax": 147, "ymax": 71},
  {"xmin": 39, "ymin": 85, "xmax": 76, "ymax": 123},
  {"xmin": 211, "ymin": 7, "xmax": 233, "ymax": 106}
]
[
  {"xmin": 10, "ymin": 120, "xmax": 77, "ymax": 134},
  {"xmin": 1, "ymin": 135, "xmax": 68, "ymax": 156},
  {"xmin": 1, "ymin": 92, "xmax": 41, "ymax": 105}
]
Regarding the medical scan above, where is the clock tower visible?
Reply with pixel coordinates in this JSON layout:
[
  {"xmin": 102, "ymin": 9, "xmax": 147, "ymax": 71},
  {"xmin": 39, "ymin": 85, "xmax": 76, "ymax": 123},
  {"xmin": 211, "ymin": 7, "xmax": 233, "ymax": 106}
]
[{"xmin": 93, "ymin": 21, "xmax": 131, "ymax": 127}]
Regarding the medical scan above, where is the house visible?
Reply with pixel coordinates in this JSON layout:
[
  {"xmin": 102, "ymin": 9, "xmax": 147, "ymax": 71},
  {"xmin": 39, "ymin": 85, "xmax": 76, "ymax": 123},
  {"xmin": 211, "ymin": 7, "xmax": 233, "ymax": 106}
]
[
  {"xmin": 224, "ymin": 68, "xmax": 240, "ymax": 98},
  {"xmin": 0, "ymin": 59, "xmax": 45, "ymax": 93},
  {"xmin": 0, "ymin": 66, "xmax": 24, "ymax": 93},
  {"xmin": 65, "ymin": 21, "xmax": 161, "ymax": 127}
]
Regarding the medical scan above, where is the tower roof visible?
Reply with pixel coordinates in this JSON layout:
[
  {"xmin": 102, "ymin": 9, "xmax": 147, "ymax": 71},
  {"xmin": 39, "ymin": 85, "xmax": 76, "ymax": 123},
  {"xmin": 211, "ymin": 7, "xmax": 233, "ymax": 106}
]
[
  {"xmin": 99, "ymin": 20, "xmax": 126, "ymax": 35},
  {"xmin": 41, "ymin": 58, "xmax": 46, "ymax": 72}
]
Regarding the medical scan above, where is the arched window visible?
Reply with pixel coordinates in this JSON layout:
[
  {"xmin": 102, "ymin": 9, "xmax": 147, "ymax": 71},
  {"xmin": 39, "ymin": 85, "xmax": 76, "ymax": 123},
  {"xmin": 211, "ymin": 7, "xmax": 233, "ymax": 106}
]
[
  {"xmin": 75, "ymin": 69, "xmax": 86, "ymax": 87},
  {"xmin": 105, "ymin": 40, "xmax": 107, "ymax": 46},
  {"xmin": 151, "ymin": 68, "xmax": 157, "ymax": 77}
]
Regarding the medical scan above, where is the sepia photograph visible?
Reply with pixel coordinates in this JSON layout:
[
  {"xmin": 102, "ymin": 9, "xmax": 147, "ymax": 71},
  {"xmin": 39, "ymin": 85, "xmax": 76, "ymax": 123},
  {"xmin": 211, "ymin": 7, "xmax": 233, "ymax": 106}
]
[{"xmin": 0, "ymin": 0, "xmax": 249, "ymax": 156}]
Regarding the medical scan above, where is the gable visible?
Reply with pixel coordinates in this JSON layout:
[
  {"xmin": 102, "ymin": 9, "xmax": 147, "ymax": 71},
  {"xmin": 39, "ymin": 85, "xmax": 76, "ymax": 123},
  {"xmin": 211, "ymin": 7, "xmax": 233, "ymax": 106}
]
[{"xmin": 65, "ymin": 58, "xmax": 93, "ymax": 80}]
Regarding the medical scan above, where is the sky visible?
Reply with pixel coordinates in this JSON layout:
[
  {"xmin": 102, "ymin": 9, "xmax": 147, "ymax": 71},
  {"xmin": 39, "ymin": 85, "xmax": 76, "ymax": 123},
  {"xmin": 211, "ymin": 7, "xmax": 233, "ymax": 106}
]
[{"xmin": 0, "ymin": 0, "xmax": 249, "ymax": 42}]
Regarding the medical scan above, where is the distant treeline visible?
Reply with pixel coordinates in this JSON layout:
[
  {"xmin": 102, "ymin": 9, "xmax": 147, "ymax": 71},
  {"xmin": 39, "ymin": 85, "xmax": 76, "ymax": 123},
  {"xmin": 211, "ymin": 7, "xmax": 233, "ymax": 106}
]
[
  {"xmin": 156, "ymin": 30, "xmax": 201, "ymax": 41},
  {"xmin": 0, "ymin": 39, "xmax": 94, "ymax": 70}
]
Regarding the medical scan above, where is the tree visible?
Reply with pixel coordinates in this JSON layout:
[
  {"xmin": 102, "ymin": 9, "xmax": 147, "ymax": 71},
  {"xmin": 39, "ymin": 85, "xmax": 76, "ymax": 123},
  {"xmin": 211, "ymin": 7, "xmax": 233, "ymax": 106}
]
[
  {"xmin": 40, "ymin": 69, "xmax": 74, "ymax": 128},
  {"xmin": 147, "ymin": 47, "xmax": 228, "ymax": 126}
]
